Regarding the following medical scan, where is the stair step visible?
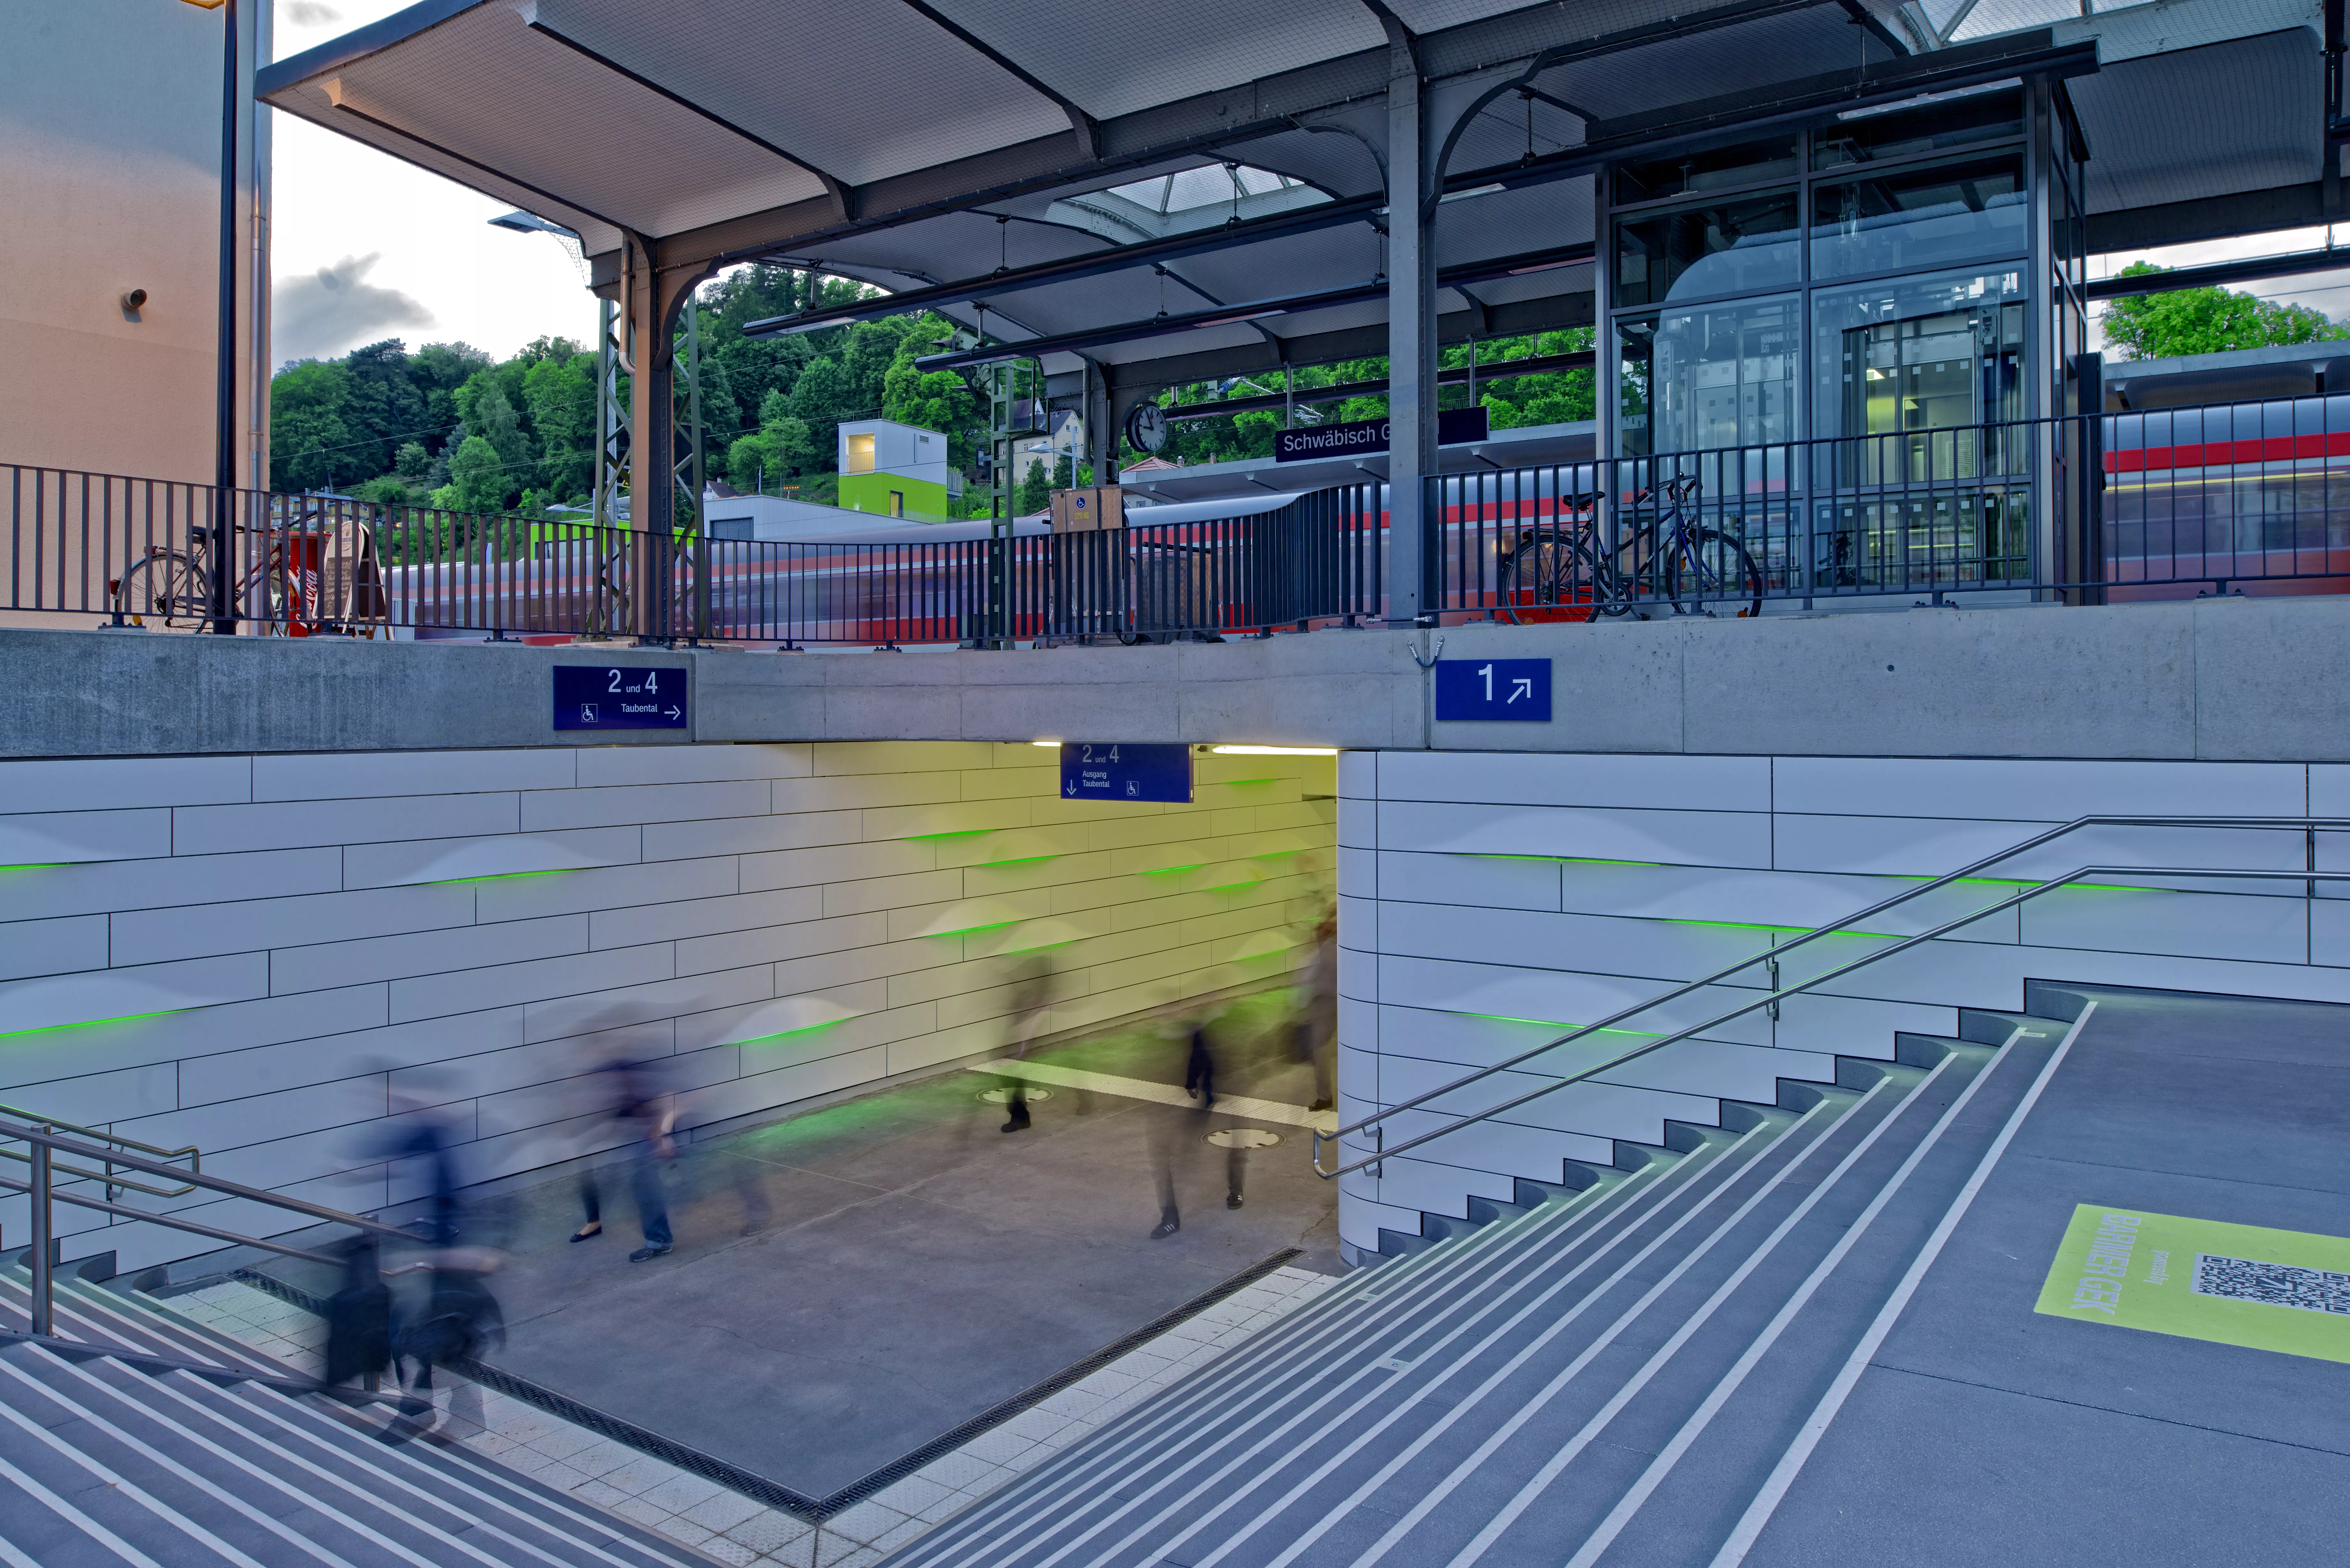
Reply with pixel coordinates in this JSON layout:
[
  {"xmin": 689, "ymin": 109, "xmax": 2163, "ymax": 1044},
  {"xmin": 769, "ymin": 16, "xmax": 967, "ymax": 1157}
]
[{"xmin": 887, "ymin": 1021, "xmax": 2068, "ymax": 1568}]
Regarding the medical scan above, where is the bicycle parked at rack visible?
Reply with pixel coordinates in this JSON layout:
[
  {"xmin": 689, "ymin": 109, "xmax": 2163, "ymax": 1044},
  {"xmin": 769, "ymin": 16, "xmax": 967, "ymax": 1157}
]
[
  {"xmin": 109, "ymin": 503, "xmax": 388, "ymax": 636},
  {"xmin": 1496, "ymin": 473, "xmax": 1763, "ymax": 623}
]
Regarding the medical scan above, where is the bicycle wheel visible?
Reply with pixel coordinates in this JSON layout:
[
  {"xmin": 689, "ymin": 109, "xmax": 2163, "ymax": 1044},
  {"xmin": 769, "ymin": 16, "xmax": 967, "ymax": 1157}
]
[
  {"xmin": 111, "ymin": 551, "xmax": 211, "ymax": 629},
  {"xmin": 1498, "ymin": 532, "xmax": 1624, "ymax": 623},
  {"xmin": 1666, "ymin": 527, "xmax": 1764, "ymax": 618}
]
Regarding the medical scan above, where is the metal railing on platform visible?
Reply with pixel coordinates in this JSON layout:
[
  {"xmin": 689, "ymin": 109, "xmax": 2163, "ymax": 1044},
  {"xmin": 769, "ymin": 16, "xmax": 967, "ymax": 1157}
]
[
  {"xmin": 14, "ymin": 397, "xmax": 2350, "ymax": 646},
  {"xmin": 1312, "ymin": 815, "xmax": 2350, "ymax": 1182}
]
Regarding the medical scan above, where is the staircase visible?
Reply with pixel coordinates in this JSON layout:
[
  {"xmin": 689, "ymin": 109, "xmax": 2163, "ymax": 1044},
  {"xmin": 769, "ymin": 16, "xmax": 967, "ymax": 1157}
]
[
  {"xmin": 0, "ymin": 1263, "xmax": 707, "ymax": 1567},
  {"xmin": 886, "ymin": 996, "xmax": 2087, "ymax": 1568}
]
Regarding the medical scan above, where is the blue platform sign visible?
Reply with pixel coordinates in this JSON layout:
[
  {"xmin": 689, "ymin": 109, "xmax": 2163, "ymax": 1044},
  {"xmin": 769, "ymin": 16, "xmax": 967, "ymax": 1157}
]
[
  {"xmin": 553, "ymin": 664, "xmax": 689, "ymax": 731},
  {"xmin": 1060, "ymin": 742, "xmax": 1192, "ymax": 803},
  {"xmin": 1434, "ymin": 658, "xmax": 1552, "ymax": 722}
]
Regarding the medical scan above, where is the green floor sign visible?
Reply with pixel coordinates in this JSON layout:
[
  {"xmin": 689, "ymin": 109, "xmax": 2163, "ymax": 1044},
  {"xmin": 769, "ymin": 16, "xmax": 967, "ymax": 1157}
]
[{"xmin": 2035, "ymin": 1204, "xmax": 2350, "ymax": 1362}]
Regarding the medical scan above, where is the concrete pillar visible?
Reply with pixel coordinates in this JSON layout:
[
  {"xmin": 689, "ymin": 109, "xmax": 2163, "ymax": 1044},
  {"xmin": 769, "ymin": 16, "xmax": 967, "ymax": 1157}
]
[{"xmin": 1384, "ymin": 38, "xmax": 1435, "ymax": 625}]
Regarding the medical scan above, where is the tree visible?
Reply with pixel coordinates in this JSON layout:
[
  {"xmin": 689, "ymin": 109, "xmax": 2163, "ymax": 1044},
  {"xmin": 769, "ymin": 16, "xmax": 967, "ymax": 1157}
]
[
  {"xmin": 269, "ymin": 359, "xmax": 352, "ymax": 492},
  {"xmin": 462, "ymin": 380, "xmax": 531, "ymax": 506},
  {"xmin": 725, "ymin": 390, "xmax": 815, "ymax": 491},
  {"xmin": 1017, "ymin": 458, "xmax": 1052, "ymax": 515},
  {"xmin": 432, "ymin": 435, "xmax": 507, "ymax": 514},
  {"xmin": 2102, "ymin": 263, "xmax": 2350, "ymax": 360},
  {"xmin": 522, "ymin": 351, "xmax": 596, "ymax": 501},
  {"xmin": 394, "ymin": 441, "xmax": 430, "ymax": 479}
]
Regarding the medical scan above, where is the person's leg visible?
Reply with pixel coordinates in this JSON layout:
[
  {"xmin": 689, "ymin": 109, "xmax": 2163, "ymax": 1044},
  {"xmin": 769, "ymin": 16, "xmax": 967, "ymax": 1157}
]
[
  {"xmin": 1001, "ymin": 1077, "xmax": 1029, "ymax": 1132},
  {"xmin": 631, "ymin": 1142, "xmax": 672, "ymax": 1256},
  {"xmin": 1227, "ymin": 1142, "xmax": 1246, "ymax": 1209},
  {"xmin": 1150, "ymin": 1110, "xmax": 1180, "ymax": 1239},
  {"xmin": 573, "ymin": 1169, "xmax": 603, "ymax": 1240}
]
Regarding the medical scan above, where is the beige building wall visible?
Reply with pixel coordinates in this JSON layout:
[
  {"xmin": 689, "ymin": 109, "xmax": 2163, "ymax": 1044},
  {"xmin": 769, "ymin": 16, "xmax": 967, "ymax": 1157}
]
[{"xmin": 0, "ymin": 0, "xmax": 267, "ymax": 487}]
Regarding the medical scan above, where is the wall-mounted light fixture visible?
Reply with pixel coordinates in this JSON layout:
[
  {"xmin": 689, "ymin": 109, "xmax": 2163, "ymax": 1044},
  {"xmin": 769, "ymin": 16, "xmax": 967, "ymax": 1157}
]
[{"xmin": 121, "ymin": 289, "xmax": 148, "ymax": 317}]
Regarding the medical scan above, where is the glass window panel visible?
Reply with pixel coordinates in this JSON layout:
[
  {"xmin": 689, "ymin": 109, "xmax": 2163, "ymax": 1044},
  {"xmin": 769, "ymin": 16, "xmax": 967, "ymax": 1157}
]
[
  {"xmin": 1615, "ymin": 193, "xmax": 1801, "ymax": 306},
  {"xmin": 1615, "ymin": 296, "xmax": 1798, "ymax": 456},
  {"xmin": 1810, "ymin": 152, "xmax": 2028, "ymax": 279},
  {"xmin": 1615, "ymin": 135, "xmax": 1799, "ymax": 205},
  {"xmin": 1812, "ymin": 87, "xmax": 2024, "ymax": 170},
  {"xmin": 1812, "ymin": 268, "xmax": 2028, "ymax": 443}
]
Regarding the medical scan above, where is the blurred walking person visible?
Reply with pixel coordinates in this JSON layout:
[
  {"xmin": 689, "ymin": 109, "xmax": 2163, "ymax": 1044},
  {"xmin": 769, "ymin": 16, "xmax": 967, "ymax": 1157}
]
[
  {"xmin": 1299, "ymin": 911, "xmax": 1339, "ymax": 1112},
  {"xmin": 383, "ymin": 1246, "xmax": 503, "ymax": 1443},
  {"xmin": 998, "ymin": 958, "xmax": 1053, "ymax": 1133},
  {"xmin": 570, "ymin": 1052, "xmax": 677, "ymax": 1260}
]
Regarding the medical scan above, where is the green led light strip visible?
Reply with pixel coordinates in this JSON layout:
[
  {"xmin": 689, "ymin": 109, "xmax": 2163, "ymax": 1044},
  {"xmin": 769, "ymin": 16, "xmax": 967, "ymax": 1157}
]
[
  {"xmin": 0, "ymin": 1009, "xmax": 183, "ymax": 1042},
  {"xmin": 428, "ymin": 867, "xmax": 584, "ymax": 886},
  {"xmin": 732, "ymin": 1017, "xmax": 851, "ymax": 1048}
]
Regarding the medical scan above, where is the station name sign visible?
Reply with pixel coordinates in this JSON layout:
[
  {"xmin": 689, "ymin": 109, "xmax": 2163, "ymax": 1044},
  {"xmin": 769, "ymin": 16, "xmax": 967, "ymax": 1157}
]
[{"xmin": 1274, "ymin": 406, "xmax": 1490, "ymax": 463}]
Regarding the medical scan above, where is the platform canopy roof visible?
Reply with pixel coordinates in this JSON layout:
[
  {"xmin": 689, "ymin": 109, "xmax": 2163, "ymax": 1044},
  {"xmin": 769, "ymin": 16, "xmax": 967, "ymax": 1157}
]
[{"xmin": 261, "ymin": 0, "xmax": 2333, "ymax": 395}]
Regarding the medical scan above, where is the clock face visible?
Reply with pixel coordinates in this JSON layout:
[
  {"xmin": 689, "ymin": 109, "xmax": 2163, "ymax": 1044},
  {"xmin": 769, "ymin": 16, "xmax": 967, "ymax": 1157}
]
[{"xmin": 1126, "ymin": 402, "xmax": 1169, "ymax": 454}]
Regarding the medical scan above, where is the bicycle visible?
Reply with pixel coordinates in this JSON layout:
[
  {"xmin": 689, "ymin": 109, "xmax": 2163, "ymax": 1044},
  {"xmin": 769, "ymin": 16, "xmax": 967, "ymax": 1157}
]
[
  {"xmin": 1497, "ymin": 474, "xmax": 1764, "ymax": 622},
  {"xmin": 109, "ymin": 503, "xmax": 385, "ymax": 636}
]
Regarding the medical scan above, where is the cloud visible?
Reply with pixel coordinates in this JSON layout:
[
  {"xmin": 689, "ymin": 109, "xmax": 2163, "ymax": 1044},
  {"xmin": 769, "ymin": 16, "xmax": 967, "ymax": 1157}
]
[
  {"xmin": 281, "ymin": 1, "xmax": 341, "ymax": 25},
  {"xmin": 271, "ymin": 252, "xmax": 435, "ymax": 366}
]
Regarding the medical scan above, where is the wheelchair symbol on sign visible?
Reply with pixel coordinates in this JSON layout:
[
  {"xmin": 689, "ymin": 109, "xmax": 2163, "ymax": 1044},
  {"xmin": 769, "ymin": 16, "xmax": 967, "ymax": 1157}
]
[
  {"xmin": 580, "ymin": 703, "xmax": 599, "ymax": 724},
  {"xmin": 1126, "ymin": 781, "xmax": 1139, "ymax": 797}
]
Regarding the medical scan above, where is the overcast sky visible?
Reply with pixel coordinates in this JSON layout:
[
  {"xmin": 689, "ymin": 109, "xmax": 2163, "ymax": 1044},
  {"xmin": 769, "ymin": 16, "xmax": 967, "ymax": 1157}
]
[
  {"xmin": 266, "ymin": 2, "xmax": 2350, "ymax": 369},
  {"xmin": 268, "ymin": 0, "xmax": 596, "ymax": 367}
]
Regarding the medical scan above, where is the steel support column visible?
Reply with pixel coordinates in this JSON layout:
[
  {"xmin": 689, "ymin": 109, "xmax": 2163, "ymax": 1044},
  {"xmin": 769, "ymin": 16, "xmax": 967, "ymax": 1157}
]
[
  {"xmin": 623, "ymin": 240, "xmax": 712, "ymax": 644},
  {"xmin": 1384, "ymin": 31, "xmax": 1436, "ymax": 625}
]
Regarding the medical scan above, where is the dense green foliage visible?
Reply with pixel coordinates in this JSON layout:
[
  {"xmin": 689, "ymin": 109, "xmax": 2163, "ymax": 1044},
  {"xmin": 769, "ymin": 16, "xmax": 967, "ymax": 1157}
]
[
  {"xmin": 1143, "ymin": 328, "xmax": 1596, "ymax": 466},
  {"xmin": 2102, "ymin": 262, "xmax": 2348, "ymax": 360},
  {"xmin": 267, "ymin": 262, "xmax": 1598, "ymax": 516}
]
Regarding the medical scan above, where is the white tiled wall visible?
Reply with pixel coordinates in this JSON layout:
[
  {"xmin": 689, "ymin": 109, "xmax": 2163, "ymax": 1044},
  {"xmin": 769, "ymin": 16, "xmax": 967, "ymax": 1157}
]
[
  {"xmin": 1336, "ymin": 750, "xmax": 2350, "ymax": 1258},
  {"xmin": 0, "ymin": 743, "xmax": 1334, "ymax": 1270}
]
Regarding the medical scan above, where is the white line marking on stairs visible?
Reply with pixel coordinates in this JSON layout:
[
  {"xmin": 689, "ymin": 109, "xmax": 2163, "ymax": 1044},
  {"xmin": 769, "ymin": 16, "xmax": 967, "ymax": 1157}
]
[
  {"xmin": 1561, "ymin": 1031, "xmax": 2028, "ymax": 1568},
  {"xmin": 1187, "ymin": 1097, "xmax": 1871, "ymax": 1568},
  {"xmin": 0, "ymin": 1366, "xmax": 268, "ymax": 1568},
  {"xmin": 0, "ymin": 1352, "xmax": 363, "ymax": 1568},
  {"xmin": 898, "ymin": 1159, "xmax": 1670, "ymax": 1568},
  {"xmin": 0, "ymin": 1445, "xmax": 164, "ymax": 1568},
  {"xmin": 1350, "ymin": 1066, "xmax": 1949, "ymax": 1568},
  {"xmin": 0, "ymin": 1527, "xmax": 42, "ymax": 1568},
  {"xmin": 1707, "ymin": 1004, "xmax": 2098, "ymax": 1568},
  {"xmin": 39, "ymin": 1350, "xmax": 445, "ymax": 1568},
  {"xmin": 973, "ymin": 1131, "xmax": 1761, "ymax": 1568},
  {"xmin": 969, "ymin": 1060, "xmax": 1339, "ymax": 1132}
]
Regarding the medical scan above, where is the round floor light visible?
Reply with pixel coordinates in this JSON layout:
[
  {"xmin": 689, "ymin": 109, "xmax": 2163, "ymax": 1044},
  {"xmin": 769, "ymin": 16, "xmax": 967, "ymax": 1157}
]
[
  {"xmin": 977, "ymin": 1086, "xmax": 1053, "ymax": 1105},
  {"xmin": 1205, "ymin": 1127, "xmax": 1284, "ymax": 1149}
]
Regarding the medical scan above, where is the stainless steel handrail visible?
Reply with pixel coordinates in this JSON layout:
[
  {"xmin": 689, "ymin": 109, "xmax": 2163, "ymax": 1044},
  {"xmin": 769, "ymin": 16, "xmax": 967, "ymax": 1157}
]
[
  {"xmin": 0, "ymin": 1115, "xmax": 421, "ymax": 1338},
  {"xmin": 1313, "ymin": 814, "xmax": 2347, "ymax": 1179},
  {"xmin": 0, "ymin": 1100, "xmax": 200, "ymax": 1200}
]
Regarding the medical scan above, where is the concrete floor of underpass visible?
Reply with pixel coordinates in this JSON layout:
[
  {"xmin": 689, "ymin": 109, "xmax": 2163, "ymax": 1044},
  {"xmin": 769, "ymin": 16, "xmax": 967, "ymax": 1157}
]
[
  {"xmin": 276, "ymin": 988, "xmax": 1342, "ymax": 1499},
  {"xmin": 1753, "ymin": 986, "xmax": 2350, "ymax": 1565}
]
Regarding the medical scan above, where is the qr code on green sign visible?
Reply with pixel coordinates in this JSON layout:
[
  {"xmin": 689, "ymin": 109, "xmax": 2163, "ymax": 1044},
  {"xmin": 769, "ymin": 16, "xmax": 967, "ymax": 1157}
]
[{"xmin": 2193, "ymin": 1254, "xmax": 2350, "ymax": 1315}]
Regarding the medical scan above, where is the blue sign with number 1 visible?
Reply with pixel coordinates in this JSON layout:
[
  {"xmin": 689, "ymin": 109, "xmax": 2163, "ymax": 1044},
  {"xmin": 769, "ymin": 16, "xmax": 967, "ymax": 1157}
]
[{"xmin": 1434, "ymin": 658, "xmax": 1552, "ymax": 722}]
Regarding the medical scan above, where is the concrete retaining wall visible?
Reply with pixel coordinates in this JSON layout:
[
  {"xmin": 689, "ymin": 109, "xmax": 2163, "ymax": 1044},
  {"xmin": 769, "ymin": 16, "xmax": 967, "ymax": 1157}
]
[
  {"xmin": 9, "ymin": 591, "xmax": 2350, "ymax": 762},
  {"xmin": 0, "ymin": 741, "xmax": 1334, "ymax": 1270}
]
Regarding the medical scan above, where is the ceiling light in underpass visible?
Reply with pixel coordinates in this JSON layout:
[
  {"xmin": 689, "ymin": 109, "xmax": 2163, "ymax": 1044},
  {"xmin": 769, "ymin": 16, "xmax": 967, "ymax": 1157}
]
[{"xmin": 1209, "ymin": 745, "xmax": 1339, "ymax": 755}]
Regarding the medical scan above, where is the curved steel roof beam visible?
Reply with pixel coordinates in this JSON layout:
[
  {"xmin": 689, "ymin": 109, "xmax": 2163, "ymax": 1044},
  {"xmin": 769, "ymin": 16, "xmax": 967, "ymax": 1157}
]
[
  {"xmin": 895, "ymin": 0, "xmax": 1100, "ymax": 160},
  {"xmin": 523, "ymin": 18, "xmax": 856, "ymax": 220}
]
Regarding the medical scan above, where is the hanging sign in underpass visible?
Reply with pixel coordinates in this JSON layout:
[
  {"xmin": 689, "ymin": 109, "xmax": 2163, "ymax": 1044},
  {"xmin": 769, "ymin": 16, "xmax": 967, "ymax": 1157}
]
[
  {"xmin": 553, "ymin": 664, "xmax": 690, "ymax": 731},
  {"xmin": 1059, "ymin": 742, "xmax": 1192, "ymax": 803}
]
